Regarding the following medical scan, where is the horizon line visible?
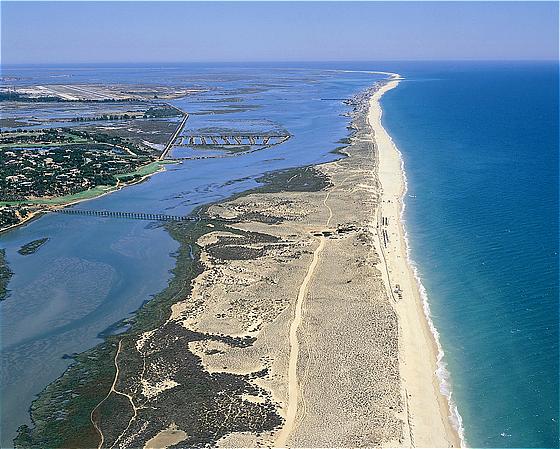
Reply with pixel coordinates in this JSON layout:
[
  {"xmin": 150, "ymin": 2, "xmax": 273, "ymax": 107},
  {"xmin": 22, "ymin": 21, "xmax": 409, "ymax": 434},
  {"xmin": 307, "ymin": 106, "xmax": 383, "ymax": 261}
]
[{"xmin": 2, "ymin": 58, "xmax": 558, "ymax": 67}]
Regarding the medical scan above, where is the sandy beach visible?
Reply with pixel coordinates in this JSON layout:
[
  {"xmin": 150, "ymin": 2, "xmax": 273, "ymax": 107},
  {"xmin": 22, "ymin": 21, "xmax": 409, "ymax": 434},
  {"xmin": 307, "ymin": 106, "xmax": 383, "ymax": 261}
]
[
  {"xmin": 369, "ymin": 77, "xmax": 463, "ymax": 447},
  {"xmin": 174, "ymin": 77, "xmax": 463, "ymax": 447}
]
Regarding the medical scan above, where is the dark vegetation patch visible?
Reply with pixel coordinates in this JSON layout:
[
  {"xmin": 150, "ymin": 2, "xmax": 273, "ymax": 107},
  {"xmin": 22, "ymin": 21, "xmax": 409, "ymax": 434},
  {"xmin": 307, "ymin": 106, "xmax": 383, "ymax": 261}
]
[
  {"xmin": 209, "ymin": 230, "xmax": 279, "ymax": 247},
  {"xmin": 206, "ymin": 228, "xmax": 279, "ymax": 261},
  {"xmin": 14, "ymin": 218, "xmax": 280, "ymax": 449},
  {"xmin": 17, "ymin": 238, "xmax": 49, "ymax": 255},
  {"xmin": 0, "ymin": 92, "xmax": 64, "ymax": 102},
  {"xmin": 256, "ymin": 166, "xmax": 331, "ymax": 194},
  {"xmin": 143, "ymin": 106, "xmax": 182, "ymax": 118},
  {"xmin": 0, "ymin": 92, "xmax": 133, "ymax": 103},
  {"xmin": 207, "ymin": 245, "xmax": 265, "ymax": 261},
  {"xmin": 99, "ymin": 321, "xmax": 280, "ymax": 448},
  {"xmin": 234, "ymin": 211, "xmax": 283, "ymax": 224},
  {"xmin": 14, "ymin": 339, "xmax": 119, "ymax": 448}
]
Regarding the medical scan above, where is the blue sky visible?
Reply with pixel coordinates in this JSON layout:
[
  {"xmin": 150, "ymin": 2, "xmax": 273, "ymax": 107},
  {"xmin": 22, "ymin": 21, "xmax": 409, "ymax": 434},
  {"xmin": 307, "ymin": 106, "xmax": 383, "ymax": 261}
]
[{"xmin": 1, "ymin": 1, "xmax": 558, "ymax": 64}]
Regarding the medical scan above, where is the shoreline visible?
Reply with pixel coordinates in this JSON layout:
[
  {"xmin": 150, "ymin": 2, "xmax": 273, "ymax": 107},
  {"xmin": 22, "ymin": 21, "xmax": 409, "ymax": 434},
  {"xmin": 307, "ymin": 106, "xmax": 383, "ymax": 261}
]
[
  {"xmin": 369, "ymin": 77, "xmax": 465, "ymax": 447},
  {"xmin": 12, "ymin": 164, "xmax": 331, "ymax": 448},
  {"xmin": 0, "ymin": 159, "xmax": 176, "ymax": 234},
  {"xmin": 13, "ymin": 76, "xmax": 467, "ymax": 448},
  {"xmin": 14, "ymin": 81, "xmax": 402, "ymax": 448}
]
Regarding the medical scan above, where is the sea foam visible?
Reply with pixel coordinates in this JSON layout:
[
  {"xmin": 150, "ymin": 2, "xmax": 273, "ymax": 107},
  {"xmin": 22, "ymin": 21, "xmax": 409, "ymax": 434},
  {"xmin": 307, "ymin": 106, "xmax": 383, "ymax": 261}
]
[{"xmin": 385, "ymin": 97, "xmax": 468, "ymax": 447}]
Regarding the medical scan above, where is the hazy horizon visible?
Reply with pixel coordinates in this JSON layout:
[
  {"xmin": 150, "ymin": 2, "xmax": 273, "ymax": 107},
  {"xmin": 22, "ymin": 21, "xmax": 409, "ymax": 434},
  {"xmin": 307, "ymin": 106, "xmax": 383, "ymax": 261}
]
[
  {"xmin": 2, "ymin": 59, "xmax": 559, "ymax": 67},
  {"xmin": 2, "ymin": 1, "xmax": 558, "ymax": 65}
]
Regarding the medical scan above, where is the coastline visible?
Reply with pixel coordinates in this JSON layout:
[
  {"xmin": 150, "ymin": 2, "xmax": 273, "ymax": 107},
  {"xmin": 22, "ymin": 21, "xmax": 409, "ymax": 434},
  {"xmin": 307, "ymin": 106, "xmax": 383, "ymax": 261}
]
[
  {"xmin": 369, "ymin": 77, "xmax": 465, "ymax": 447},
  {"xmin": 13, "ymin": 77, "xmax": 466, "ymax": 448}
]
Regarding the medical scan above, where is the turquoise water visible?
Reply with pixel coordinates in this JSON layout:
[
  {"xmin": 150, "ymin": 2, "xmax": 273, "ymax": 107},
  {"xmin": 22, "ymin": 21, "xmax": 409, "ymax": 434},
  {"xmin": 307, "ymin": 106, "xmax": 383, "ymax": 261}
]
[{"xmin": 381, "ymin": 62, "xmax": 559, "ymax": 448}]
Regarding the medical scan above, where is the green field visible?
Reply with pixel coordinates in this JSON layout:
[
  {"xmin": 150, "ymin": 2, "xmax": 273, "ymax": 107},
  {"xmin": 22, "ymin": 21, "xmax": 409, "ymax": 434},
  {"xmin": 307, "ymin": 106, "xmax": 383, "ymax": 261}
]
[
  {"xmin": 115, "ymin": 160, "xmax": 171, "ymax": 179},
  {"xmin": 0, "ymin": 185, "xmax": 115, "ymax": 206}
]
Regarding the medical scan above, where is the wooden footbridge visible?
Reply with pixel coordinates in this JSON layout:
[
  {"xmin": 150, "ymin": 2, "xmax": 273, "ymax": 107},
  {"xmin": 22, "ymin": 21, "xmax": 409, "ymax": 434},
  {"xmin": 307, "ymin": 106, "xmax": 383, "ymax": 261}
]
[
  {"xmin": 177, "ymin": 134, "xmax": 290, "ymax": 146},
  {"xmin": 57, "ymin": 208, "xmax": 193, "ymax": 222}
]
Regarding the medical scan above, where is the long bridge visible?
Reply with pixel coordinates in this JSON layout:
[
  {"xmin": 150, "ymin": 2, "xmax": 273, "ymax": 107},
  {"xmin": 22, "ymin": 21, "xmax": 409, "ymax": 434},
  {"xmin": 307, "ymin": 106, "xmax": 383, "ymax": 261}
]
[
  {"xmin": 56, "ymin": 209, "xmax": 194, "ymax": 222},
  {"xmin": 159, "ymin": 110, "xmax": 190, "ymax": 160}
]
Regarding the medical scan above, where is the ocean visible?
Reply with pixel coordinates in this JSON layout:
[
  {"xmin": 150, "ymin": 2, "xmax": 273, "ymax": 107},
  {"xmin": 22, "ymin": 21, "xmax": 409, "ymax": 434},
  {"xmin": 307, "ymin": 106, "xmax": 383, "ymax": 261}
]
[
  {"xmin": 0, "ymin": 62, "xmax": 557, "ymax": 448},
  {"xmin": 380, "ymin": 61, "xmax": 559, "ymax": 448}
]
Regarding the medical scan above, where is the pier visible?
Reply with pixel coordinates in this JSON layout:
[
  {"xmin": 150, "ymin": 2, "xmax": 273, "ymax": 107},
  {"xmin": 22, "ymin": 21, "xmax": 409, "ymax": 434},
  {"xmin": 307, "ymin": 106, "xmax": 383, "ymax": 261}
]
[{"xmin": 178, "ymin": 134, "xmax": 289, "ymax": 146}]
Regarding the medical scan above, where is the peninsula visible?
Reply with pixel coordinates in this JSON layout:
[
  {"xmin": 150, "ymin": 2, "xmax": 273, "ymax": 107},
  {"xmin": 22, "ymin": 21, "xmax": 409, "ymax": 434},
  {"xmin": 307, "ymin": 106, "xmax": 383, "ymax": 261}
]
[
  {"xmin": 14, "ymin": 77, "xmax": 461, "ymax": 448},
  {"xmin": 4, "ymin": 1, "xmax": 557, "ymax": 446}
]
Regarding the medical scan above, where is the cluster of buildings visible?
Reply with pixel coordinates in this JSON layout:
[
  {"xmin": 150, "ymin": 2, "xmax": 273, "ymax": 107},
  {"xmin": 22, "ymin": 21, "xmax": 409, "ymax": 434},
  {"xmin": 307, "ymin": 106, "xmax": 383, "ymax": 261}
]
[{"xmin": 1, "ymin": 147, "xmax": 143, "ymax": 199}]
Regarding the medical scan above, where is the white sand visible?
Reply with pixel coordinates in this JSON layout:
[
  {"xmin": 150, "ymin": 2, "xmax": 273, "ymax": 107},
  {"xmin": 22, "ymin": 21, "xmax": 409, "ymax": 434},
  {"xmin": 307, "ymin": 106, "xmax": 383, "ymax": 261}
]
[{"xmin": 369, "ymin": 77, "xmax": 463, "ymax": 447}]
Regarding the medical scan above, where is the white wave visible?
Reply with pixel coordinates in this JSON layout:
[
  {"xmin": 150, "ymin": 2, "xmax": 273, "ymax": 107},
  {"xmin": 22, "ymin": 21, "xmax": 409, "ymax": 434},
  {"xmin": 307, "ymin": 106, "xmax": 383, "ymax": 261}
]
[{"xmin": 383, "ymin": 89, "xmax": 468, "ymax": 447}]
